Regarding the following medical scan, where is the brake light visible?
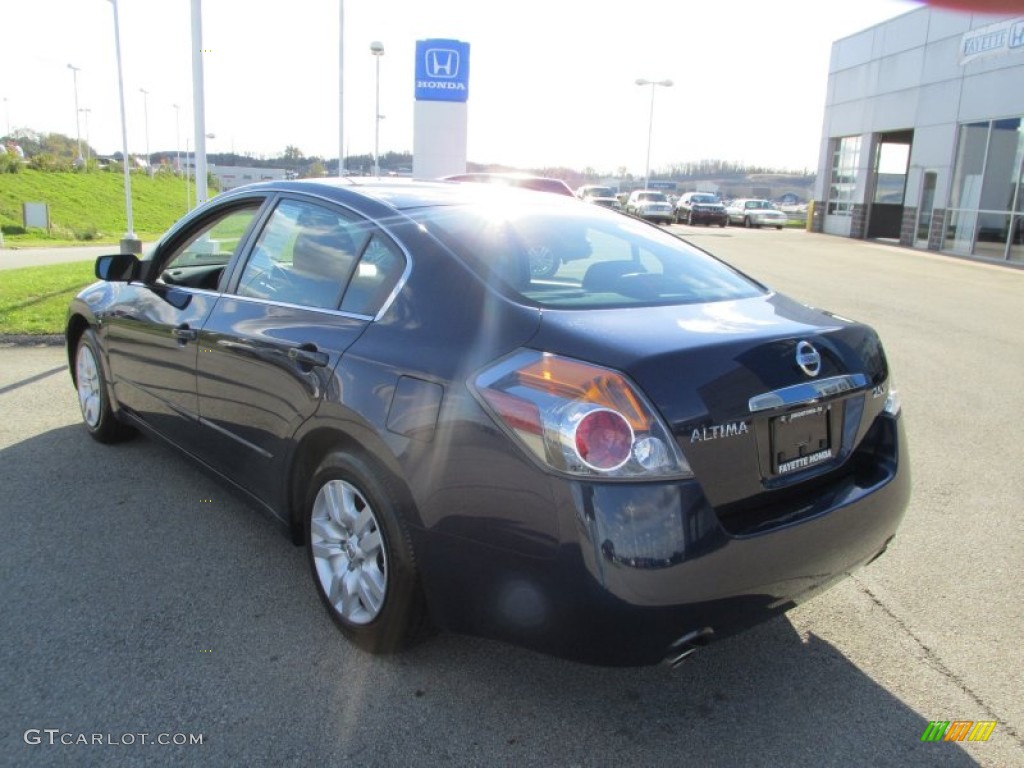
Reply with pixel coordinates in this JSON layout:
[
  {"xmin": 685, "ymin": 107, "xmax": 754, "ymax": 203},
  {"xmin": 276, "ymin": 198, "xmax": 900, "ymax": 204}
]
[{"xmin": 473, "ymin": 350, "xmax": 692, "ymax": 480}]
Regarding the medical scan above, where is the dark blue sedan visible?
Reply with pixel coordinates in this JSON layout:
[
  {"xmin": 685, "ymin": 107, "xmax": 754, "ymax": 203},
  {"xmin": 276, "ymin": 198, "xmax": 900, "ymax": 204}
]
[{"xmin": 66, "ymin": 179, "xmax": 909, "ymax": 666}]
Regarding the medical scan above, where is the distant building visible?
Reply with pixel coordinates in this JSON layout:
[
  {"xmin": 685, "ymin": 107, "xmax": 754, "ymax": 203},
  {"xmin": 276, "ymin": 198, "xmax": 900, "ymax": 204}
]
[
  {"xmin": 813, "ymin": 6, "xmax": 1024, "ymax": 265},
  {"xmin": 208, "ymin": 165, "xmax": 287, "ymax": 191}
]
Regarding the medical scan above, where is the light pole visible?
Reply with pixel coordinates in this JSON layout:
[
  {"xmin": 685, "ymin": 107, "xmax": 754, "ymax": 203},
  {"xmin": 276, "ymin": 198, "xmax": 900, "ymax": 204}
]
[
  {"xmin": 338, "ymin": 0, "xmax": 345, "ymax": 176},
  {"xmin": 635, "ymin": 78, "xmax": 672, "ymax": 190},
  {"xmin": 370, "ymin": 41, "xmax": 384, "ymax": 176},
  {"xmin": 185, "ymin": 136, "xmax": 191, "ymax": 211},
  {"xmin": 107, "ymin": 0, "xmax": 139, "ymax": 253},
  {"xmin": 79, "ymin": 108, "xmax": 91, "ymax": 162},
  {"xmin": 139, "ymin": 88, "xmax": 151, "ymax": 175},
  {"xmin": 172, "ymin": 103, "xmax": 182, "ymax": 176},
  {"xmin": 2, "ymin": 97, "xmax": 9, "ymax": 138},
  {"xmin": 68, "ymin": 64, "xmax": 84, "ymax": 166}
]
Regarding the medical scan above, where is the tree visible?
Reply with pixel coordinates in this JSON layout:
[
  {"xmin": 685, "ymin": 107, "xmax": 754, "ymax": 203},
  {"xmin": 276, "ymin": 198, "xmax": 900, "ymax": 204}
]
[{"xmin": 283, "ymin": 145, "xmax": 304, "ymax": 162}]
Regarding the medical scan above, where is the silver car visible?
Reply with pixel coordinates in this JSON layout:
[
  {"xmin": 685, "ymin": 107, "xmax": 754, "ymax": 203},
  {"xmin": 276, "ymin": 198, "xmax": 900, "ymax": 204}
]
[
  {"xmin": 625, "ymin": 190, "xmax": 674, "ymax": 225},
  {"xmin": 726, "ymin": 199, "xmax": 788, "ymax": 229}
]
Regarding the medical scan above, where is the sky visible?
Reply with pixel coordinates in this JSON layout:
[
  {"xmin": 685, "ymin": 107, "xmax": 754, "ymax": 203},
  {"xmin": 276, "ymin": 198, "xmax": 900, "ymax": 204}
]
[{"xmin": 0, "ymin": 0, "xmax": 957, "ymax": 175}]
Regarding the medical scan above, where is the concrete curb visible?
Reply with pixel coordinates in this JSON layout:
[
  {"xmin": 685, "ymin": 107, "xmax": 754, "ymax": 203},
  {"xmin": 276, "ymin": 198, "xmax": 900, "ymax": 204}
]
[{"xmin": 0, "ymin": 334, "xmax": 65, "ymax": 347}]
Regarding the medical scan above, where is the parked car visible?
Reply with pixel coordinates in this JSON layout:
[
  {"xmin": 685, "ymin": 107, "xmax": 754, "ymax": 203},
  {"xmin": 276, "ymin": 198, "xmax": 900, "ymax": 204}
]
[
  {"xmin": 625, "ymin": 190, "xmax": 674, "ymax": 224},
  {"xmin": 675, "ymin": 192, "xmax": 728, "ymax": 227},
  {"xmin": 576, "ymin": 184, "xmax": 623, "ymax": 210},
  {"xmin": 67, "ymin": 178, "xmax": 908, "ymax": 667},
  {"xmin": 726, "ymin": 198, "xmax": 788, "ymax": 229},
  {"xmin": 441, "ymin": 172, "xmax": 574, "ymax": 196}
]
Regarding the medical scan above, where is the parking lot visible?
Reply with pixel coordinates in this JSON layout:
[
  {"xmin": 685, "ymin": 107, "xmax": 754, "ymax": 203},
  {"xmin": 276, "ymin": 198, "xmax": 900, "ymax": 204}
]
[{"xmin": 1, "ymin": 225, "xmax": 1021, "ymax": 767}]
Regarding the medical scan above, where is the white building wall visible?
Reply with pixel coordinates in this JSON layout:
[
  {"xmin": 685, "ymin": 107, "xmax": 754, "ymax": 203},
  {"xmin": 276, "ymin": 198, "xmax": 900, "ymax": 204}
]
[{"xmin": 815, "ymin": 5, "xmax": 1024, "ymax": 243}]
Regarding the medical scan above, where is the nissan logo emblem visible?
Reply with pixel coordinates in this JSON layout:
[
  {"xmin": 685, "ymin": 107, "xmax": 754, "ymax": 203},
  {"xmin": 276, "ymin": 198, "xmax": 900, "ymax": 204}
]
[{"xmin": 796, "ymin": 340, "xmax": 822, "ymax": 377}]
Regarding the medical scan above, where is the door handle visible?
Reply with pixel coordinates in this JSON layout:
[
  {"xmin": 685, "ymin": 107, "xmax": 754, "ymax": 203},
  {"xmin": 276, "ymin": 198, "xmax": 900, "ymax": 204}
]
[
  {"xmin": 172, "ymin": 325, "xmax": 198, "ymax": 343},
  {"xmin": 287, "ymin": 345, "xmax": 329, "ymax": 368}
]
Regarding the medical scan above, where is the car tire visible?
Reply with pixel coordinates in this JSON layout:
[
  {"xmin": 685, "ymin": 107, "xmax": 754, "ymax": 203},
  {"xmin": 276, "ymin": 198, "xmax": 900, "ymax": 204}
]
[
  {"xmin": 74, "ymin": 329, "xmax": 136, "ymax": 444},
  {"xmin": 687, "ymin": 212, "xmax": 695, "ymax": 226},
  {"xmin": 675, "ymin": 211, "xmax": 684, "ymax": 224},
  {"xmin": 719, "ymin": 219, "xmax": 727, "ymax": 228},
  {"xmin": 744, "ymin": 216, "xmax": 753, "ymax": 228},
  {"xmin": 776, "ymin": 225, "xmax": 783, "ymax": 230},
  {"xmin": 306, "ymin": 451, "xmax": 426, "ymax": 654}
]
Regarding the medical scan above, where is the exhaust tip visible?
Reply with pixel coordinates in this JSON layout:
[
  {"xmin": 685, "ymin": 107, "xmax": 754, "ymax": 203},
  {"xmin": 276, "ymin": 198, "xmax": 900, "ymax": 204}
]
[{"xmin": 663, "ymin": 627, "xmax": 714, "ymax": 668}]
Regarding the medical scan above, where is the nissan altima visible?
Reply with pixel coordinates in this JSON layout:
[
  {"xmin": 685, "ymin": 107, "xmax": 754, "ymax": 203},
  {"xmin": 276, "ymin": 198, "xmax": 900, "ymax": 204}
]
[{"xmin": 66, "ymin": 179, "xmax": 909, "ymax": 666}]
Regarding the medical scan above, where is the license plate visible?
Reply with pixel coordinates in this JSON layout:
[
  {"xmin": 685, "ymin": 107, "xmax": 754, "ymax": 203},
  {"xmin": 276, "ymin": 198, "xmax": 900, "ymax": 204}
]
[{"xmin": 771, "ymin": 404, "xmax": 832, "ymax": 475}]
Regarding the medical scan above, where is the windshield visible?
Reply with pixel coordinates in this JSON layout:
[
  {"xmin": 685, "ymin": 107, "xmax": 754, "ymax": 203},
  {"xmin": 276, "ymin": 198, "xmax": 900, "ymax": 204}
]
[
  {"xmin": 418, "ymin": 203, "xmax": 763, "ymax": 309},
  {"xmin": 638, "ymin": 192, "xmax": 668, "ymax": 203},
  {"xmin": 585, "ymin": 187, "xmax": 615, "ymax": 198},
  {"xmin": 693, "ymin": 194, "xmax": 719, "ymax": 204}
]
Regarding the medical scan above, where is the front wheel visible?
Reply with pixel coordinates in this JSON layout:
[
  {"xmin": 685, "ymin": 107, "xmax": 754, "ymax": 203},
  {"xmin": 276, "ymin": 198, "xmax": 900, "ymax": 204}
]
[
  {"xmin": 306, "ymin": 452, "xmax": 426, "ymax": 654},
  {"xmin": 74, "ymin": 330, "xmax": 135, "ymax": 443}
]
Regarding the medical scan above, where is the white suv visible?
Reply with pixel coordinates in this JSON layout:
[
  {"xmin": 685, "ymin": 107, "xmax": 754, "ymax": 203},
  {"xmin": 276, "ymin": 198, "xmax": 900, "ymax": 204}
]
[{"xmin": 625, "ymin": 190, "xmax": 674, "ymax": 225}]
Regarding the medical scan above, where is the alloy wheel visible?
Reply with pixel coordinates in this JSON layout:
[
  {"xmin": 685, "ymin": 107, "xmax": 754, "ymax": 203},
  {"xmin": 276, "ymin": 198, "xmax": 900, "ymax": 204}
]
[{"xmin": 310, "ymin": 479, "xmax": 388, "ymax": 625}]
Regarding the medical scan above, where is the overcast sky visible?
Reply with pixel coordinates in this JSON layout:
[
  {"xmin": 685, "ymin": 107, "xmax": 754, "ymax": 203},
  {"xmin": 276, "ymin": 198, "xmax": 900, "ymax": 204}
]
[{"xmin": 1, "ymin": 0, "xmax": 948, "ymax": 174}]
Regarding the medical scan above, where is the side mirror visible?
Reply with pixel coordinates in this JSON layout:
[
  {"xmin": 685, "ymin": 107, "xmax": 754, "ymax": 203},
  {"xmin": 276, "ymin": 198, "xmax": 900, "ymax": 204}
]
[{"xmin": 95, "ymin": 253, "xmax": 140, "ymax": 282}]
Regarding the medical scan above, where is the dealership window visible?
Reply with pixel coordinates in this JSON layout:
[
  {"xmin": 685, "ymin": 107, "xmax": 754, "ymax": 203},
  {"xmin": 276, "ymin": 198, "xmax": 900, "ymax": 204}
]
[
  {"xmin": 944, "ymin": 118, "xmax": 1024, "ymax": 262},
  {"xmin": 827, "ymin": 136, "xmax": 861, "ymax": 215}
]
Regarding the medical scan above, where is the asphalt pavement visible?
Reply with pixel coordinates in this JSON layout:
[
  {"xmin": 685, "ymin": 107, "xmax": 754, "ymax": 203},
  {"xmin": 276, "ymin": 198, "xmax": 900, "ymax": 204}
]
[
  {"xmin": 1, "ymin": 227, "xmax": 1021, "ymax": 767},
  {"xmin": 0, "ymin": 243, "xmax": 151, "ymax": 271}
]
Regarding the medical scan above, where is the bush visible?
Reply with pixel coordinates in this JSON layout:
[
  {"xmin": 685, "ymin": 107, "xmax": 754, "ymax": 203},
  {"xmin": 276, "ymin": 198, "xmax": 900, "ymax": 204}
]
[
  {"xmin": 0, "ymin": 154, "xmax": 21, "ymax": 173},
  {"xmin": 28, "ymin": 153, "xmax": 73, "ymax": 172}
]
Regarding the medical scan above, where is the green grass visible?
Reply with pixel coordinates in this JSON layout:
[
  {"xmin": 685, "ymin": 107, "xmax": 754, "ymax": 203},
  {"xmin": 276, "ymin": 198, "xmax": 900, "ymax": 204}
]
[
  {"xmin": 0, "ymin": 261, "xmax": 96, "ymax": 335},
  {"xmin": 0, "ymin": 168, "xmax": 196, "ymax": 246}
]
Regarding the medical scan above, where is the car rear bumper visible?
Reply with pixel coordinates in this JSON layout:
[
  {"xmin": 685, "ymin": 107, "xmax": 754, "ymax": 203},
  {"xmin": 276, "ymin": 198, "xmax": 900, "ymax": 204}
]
[{"xmin": 415, "ymin": 414, "xmax": 909, "ymax": 666}]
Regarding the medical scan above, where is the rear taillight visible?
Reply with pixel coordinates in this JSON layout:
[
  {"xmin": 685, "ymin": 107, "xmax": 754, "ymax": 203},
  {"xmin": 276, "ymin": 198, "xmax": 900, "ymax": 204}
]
[{"xmin": 472, "ymin": 350, "xmax": 693, "ymax": 480}]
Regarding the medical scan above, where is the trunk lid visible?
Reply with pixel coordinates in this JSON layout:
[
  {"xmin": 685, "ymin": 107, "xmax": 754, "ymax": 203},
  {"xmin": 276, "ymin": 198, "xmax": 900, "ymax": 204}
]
[{"xmin": 530, "ymin": 293, "xmax": 890, "ymax": 510}]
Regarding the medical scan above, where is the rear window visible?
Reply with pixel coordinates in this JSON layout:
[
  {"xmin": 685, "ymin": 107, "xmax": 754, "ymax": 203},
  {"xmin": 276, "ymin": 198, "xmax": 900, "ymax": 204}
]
[{"xmin": 418, "ymin": 203, "xmax": 763, "ymax": 309}]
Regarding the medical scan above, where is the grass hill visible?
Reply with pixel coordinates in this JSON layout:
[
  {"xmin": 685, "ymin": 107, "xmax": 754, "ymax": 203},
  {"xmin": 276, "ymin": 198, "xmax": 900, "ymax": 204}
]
[{"xmin": 0, "ymin": 169, "xmax": 196, "ymax": 245}]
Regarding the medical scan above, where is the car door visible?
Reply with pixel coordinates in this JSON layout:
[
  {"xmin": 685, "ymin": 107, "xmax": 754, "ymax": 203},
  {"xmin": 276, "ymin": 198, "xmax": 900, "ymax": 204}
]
[
  {"xmin": 193, "ymin": 195, "xmax": 407, "ymax": 506},
  {"xmin": 99, "ymin": 199, "xmax": 267, "ymax": 448}
]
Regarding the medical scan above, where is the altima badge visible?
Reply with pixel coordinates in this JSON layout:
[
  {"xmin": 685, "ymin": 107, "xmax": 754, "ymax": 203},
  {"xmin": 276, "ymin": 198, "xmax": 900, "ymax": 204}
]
[
  {"xmin": 796, "ymin": 340, "xmax": 821, "ymax": 377},
  {"xmin": 691, "ymin": 421, "xmax": 749, "ymax": 443}
]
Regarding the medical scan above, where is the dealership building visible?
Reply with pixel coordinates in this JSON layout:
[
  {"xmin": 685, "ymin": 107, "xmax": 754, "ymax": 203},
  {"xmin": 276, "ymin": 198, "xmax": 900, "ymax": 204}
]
[{"xmin": 812, "ymin": 7, "xmax": 1024, "ymax": 265}]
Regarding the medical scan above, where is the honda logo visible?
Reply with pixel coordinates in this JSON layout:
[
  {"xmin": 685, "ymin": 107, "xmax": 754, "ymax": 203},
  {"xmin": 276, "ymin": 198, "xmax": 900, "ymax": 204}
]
[{"xmin": 426, "ymin": 48, "xmax": 459, "ymax": 79}]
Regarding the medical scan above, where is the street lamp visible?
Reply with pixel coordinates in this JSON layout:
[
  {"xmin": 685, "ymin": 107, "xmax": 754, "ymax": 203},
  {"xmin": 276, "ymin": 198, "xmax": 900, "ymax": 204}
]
[
  {"xmin": 106, "ymin": 0, "xmax": 139, "ymax": 253},
  {"xmin": 172, "ymin": 102, "xmax": 182, "ymax": 177},
  {"xmin": 68, "ymin": 64, "xmax": 84, "ymax": 166},
  {"xmin": 370, "ymin": 40, "xmax": 384, "ymax": 176},
  {"xmin": 635, "ymin": 78, "xmax": 673, "ymax": 190},
  {"xmin": 338, "ymin": 0, "xmax": 345, "ymax": 176},
  {"xmin": 139, "ymin": 88, "xmax": 151, "ymax": 175},
  {"xmin": 79, "ymin": 108, "xmax": 91, "ymax": 162},
  {"xmin": 2, "ymin": 97, "xmax": 9, "ymax": 138}
]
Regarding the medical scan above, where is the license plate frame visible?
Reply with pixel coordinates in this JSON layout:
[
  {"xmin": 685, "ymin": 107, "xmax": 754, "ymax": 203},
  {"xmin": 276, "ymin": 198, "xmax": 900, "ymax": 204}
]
[{"xmin": 771, "ymin": 404, "xmax": 833, "ymax": 476}]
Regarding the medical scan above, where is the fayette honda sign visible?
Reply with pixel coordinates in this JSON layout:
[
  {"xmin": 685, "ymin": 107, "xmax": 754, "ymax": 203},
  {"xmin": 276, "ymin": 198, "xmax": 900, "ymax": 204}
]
[{"xmin": 415, "ymin": 39, "xmax": 470, "ymax": 102}]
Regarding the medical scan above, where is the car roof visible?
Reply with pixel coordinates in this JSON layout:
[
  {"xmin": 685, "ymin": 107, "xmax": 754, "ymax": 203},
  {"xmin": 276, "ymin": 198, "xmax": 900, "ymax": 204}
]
[
  {"xmin": 440, "ymin": 172, "xmax": 574, "ymax": 195},
  {"xmin": 224, "ymin": 176, "xmax": 579, "ymax": 213}
]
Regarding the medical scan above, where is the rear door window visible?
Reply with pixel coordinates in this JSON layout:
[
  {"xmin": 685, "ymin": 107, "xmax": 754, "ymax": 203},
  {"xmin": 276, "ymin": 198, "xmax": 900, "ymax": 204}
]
[{"xmin": 234, "ymin": 199, "xmax": 370, "ymax": 310}]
